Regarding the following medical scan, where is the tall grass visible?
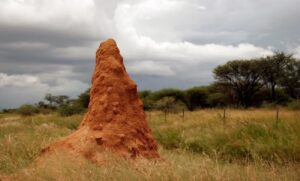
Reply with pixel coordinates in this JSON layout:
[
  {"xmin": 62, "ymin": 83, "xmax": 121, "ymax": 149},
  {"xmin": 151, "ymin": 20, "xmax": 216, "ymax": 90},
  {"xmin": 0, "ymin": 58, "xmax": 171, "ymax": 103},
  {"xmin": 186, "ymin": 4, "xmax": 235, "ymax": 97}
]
[
  {"xmin": 150, "ymin": 109, "xmax": 300, "ymax": 163},
  {"xmin": 10, "ymin": 150, "xmax": 300, "ymax": 181},
  {"xmin": 0, "ymin": 114, "xmax": 82, "ymax": 174},
  {"xmin": 0, "ymin": 109, "xmax": 300, "ymax": 180}
]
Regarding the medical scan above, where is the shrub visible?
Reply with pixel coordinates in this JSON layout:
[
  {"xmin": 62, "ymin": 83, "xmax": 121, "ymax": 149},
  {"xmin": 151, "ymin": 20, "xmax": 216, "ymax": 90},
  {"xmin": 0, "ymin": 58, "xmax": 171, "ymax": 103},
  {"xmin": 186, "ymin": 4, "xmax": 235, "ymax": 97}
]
[
  {"xmin": 2, "ymin": 108, "xmax": 17, "ymax": 114},
  {"xmin": 150, "ymin": 89, "xmax": 186, "ymax": 104},
  {"xmin": 207, "ymin": 93, "xmax": 227, "ymax": 107},
  {"xmin": 154, "ymin": 97, "xmax": 186, "ymax": 113},
  {"xmin": 57, "ymin": 104, "xmax": 85, "ymax": 117},
  {"xmin": 17, "ymin": 104, "xmax": 38, "ymax": 116},
  {"xmin": 185, "ymin": 87, "xmax": 208, "ymax": 110},
  {"xmin": 287, "ymin": 100, "xmax": 300, "ymax": 110},
  {"xmin": 141, "ymin": 98, "xmax": 154, "ymax": 110},
  {"xmin": 186, "ymin": 141, "xmax": 209, "ymax": 153},
  {"xmin": 261, "ymin": 102, "xmax": 277, "ymax": 109},
  {"xmin": 274, "ymin": 89, "xmax": 291, "ymax": 105},
  {"xmin": 37, "ymin": 108, "xmax": 53, "ymax": 114},
  {"xmin": 77, "ymin": 89, "xmax": 90, "ymax": 108},
  {"xmin": 153, "ymin": 129, "xmax": 184, "ymax": 149},
  {"xmin": 139, "ymin": 90, "xmax": 154, "ymax": 110}
]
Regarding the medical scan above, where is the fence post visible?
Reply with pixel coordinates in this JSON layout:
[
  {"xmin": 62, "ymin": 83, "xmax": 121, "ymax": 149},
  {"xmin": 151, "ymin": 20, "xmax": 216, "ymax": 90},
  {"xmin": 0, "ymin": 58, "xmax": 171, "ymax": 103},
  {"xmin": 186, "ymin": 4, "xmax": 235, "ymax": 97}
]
[
  {"xmin": 182, "ymin": 109, "xmax": 185, "ymax": 121},
  {"xmin": 276, "ymin": 106, "xmax": 279, "ymax": 128},
  {"xmin": 164, "ymin": 109, "xmax": 167, "ymax": 122},
  {"xmin": 223, "ymin": 108, "xmax": 226, "ymax": 127}
]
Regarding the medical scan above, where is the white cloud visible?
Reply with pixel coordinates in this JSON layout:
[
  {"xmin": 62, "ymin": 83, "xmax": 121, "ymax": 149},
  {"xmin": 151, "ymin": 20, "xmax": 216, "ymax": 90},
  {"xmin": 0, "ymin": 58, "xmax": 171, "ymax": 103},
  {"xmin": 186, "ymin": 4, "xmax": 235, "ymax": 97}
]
[
  {"xmin": 294, "ymin": 46, "xmax": 300, "ymax": 59},
  {"xmin": 127, "ymin": 61, "xmax": 175, "ymax": 76},
  {"xmin": 0, "ymin": 0, "xmax": 94, "ymax": 25},
  {"xmin": 113, "ymin": 0, "xmax": 273, "ymax": 77},
  {"xmin": 0, "ymin": 0, "xmax": 300, "ymax": 108},
  {"xmin": 196, "ymin": 5, "xmax": 206, "ymax": 10},
  {"xmin": 0, "ymin": 73, "xmax": 41, "ymax": 87},
  {"xmin": 0, "ymin": 67, "xmax": 89, "ymax": 108}
]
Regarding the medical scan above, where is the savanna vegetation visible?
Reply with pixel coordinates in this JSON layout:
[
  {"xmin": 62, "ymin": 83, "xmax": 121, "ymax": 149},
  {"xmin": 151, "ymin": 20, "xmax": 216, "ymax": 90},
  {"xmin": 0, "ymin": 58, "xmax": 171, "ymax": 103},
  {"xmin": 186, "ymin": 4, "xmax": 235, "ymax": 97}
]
[
  {"xmin": 1, "ymin": 51, "xmax": 300, "ymax": 180},
  {"xmin": 3, "ymin": 52, "xmax": 299, "ymax": 118},
  {"xmin": 0, "ymin": 109, "xmax": 300, "ymax": 180}
]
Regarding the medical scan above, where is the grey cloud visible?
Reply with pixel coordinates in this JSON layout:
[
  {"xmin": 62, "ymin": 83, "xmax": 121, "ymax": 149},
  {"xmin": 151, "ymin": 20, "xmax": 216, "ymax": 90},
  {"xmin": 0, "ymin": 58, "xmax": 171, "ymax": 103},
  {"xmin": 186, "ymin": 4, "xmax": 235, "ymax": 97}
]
[
  {"xmin": 0, "ymin": 25, "xmax": 100, "ymax": 47},
  {"xmin": 0, "ymin": 0, "xmax": 300, "ymax": 108}
]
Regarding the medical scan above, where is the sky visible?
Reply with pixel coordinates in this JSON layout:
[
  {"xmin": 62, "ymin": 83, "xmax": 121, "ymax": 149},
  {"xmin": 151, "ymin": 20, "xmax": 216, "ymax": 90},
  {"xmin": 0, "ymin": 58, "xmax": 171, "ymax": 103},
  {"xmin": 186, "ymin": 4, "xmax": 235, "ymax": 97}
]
[{"xmin": 1, "ymin": 0, "xmax": 300, "ymax": 108}]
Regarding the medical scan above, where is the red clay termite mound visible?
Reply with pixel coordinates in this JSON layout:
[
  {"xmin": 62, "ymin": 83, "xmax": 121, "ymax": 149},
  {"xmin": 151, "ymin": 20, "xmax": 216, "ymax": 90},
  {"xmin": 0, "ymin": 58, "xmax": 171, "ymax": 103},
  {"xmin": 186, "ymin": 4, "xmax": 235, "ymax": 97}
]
[{"xmin": 41, "ymin": 39, "xmax": 159, "ymax": 161}]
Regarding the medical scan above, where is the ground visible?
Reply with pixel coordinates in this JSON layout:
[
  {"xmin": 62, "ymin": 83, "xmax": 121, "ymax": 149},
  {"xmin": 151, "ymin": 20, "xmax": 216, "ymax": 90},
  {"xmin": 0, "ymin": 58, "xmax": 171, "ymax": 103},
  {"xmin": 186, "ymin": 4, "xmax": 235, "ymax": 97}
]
[{"xmin": 0, "ymin": 109, "xmax": 300, "ymax": 180}]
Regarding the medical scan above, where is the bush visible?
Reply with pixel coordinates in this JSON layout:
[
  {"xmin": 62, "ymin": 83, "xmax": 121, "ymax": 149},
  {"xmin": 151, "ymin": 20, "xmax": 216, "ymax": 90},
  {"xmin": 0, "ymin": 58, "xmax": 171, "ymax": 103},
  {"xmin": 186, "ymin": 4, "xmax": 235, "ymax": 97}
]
[
  {"xmin": 153, "ymin": 129, "xmax": 184, "ymax": 149},
  {"xmin": 37, "ymin": 108, "xmax": 53, "ymax": 114},
  {"xmin": 287, "ymin": 100, "xmax": 300, "ymax": 110},
  {"xmin": 17, "ymin": 104, "xmax": 38, "ymax": 116},
  {"xmin": 77, "ymin": 89, "xmax": 90, "ymax": 108},
  {"xmin": 273, "ymin": 89, "xmax": 291, "ymax": 105},
  {"xmin": 154, "ymin": 97, "xmax": 186, "ymax": 113},
  {"xmin": 139, "ymin": 90, "xmax": 154, "ymax": 110},
  {"xmin": 186, "ymin": 141, "xmax": 209, "ymax": 153},
  {"xmin": 150, "ymin": 89, "xmax": 186, "ymax": 103},
  {"xmin": 57, "ymin": 104, "xmax": 85, "ymax": 117},
  {"xmin": 185, "ymin": 87, "xmax": 208, "ymax": 110},
  {"xmin": 261, "ymin": 102, "xmax": 277, "ymax": 109},
  {"xmin": 2, "ymin": 108, "xmax": 17, "ymax": 114}
]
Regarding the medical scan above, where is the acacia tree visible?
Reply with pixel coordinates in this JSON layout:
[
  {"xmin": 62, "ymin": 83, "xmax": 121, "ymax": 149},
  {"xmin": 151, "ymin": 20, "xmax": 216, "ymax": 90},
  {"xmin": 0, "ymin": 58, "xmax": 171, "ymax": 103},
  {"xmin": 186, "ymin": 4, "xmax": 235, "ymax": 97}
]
[
  {"xmin": 214, "ymin": 59, "xmax": 264, "ymax": 108},
  {"xmin": 185, "ymin": 86, "xmax": 208, "ymax": 110},
  {"xmin": 44, "ymin": 94, "xmax": 70, "ymax": 109},
  {"xmin": 77, "ymin": 89, "xmax": 90, "ymax": 108},
  {"xmin": 280, "ymin": 60, "xmax": 300, "ymax": 99},
  {"xmin": 44, "ymin": 93, "xmax": 55, "ymax": 108},
  {"xmin": 260, "ymin": 52, "xmax": 294, "ymax": 102}
]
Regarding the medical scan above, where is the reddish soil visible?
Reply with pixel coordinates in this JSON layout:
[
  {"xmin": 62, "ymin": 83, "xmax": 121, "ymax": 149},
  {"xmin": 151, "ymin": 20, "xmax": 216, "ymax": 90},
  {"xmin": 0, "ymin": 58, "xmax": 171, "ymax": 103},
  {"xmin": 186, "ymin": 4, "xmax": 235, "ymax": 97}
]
[{"xmin": 40, "ymin": 39, "xmax": 159, "ymax": 161}]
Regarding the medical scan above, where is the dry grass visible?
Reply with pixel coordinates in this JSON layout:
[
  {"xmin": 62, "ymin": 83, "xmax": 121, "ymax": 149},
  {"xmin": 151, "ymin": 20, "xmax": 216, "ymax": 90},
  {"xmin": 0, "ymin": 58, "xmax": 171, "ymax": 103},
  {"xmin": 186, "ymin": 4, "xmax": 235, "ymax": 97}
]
[
  {"xmin": 0, "ymin": 109, "xmax": 300, "ymax": 180},
  {"xmin": 6, "ymin": 150, "xmax": 299, "ymax": 181}
]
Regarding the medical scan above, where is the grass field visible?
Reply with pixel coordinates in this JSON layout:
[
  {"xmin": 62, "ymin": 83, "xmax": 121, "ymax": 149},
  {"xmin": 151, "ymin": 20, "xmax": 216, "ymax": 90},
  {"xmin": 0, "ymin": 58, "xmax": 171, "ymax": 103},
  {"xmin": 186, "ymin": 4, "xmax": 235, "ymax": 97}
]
[{"xmin": 0, "ymin": 109, "xmax": 300, "ymax": 180}]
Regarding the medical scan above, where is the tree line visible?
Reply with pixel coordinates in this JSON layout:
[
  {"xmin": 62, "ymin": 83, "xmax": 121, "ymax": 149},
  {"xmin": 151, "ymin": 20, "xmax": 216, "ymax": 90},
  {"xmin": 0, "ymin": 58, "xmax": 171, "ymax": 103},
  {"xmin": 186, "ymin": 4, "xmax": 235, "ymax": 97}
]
[
  {"xmin": 214, "ymin": 52, "xmax": 300, "ymax": 107},
  {"xmin": 3, "ymin": 52, "xmax": 300, "ymax": 116},
  {"xmin": 141, "ymin": 52, "xmax": 300, "ymax": 110}
]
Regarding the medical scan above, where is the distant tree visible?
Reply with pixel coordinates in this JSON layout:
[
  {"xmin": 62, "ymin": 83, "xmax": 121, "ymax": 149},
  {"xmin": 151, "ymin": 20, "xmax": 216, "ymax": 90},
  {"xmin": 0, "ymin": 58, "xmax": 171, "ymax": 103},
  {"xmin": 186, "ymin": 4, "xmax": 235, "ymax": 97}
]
[
  {"xmin": 44, "ymin": 93, "xmax": 56, "ymax": 108},
  {"xmin": 57, "ymin": 103, "xmax": 85, "ymax": 117},
  {"xmin": 139, "ymin": 90, "xmax": 154, "ymax": 110},
  {"xmin": 37, "ymin": 101, "xmax": 47, "ymax": 109},
  {"xmin": 17, "ymin": 104, "xmax": 38, "ymax": 116},
  {"xmin": 206, "ymin": 83, "xmax": 233, "ymax": 107},
  {"xmin": 139, "ymin": 90, "xmax": 152, "ymax": 99},
  {"xmin": 150, "ymin": 89, "xmax": 186, "ymax": 105},
  {"xmin": 280, "ymin": 59, "xmax": 300, "ymax": 99},
  {"xmin": 43, "ymin": 94, "xmax": 70, "ymax": 109},
  {"xmin": 260, "ymin": 52, "xmax": 294, "ymax": 102},
  {"xmin": 214, "ymin": 59, "xmax": 264, "ymax": 108},
  {"xmin": 56, "ymin": 95, "xmax": 70, "ymax": 106},
  {"xmin": 185, "ymin": 86, "xmax": 208, "ymax": 110},
  {"xmin": 154, "ymin": 97, "xmax": 186, "ymax": 113},
  {"xmin": 77, "ymin": 89, "xmax": 90, "ymax": 108},
  {"xmin": 2, "ymin": 108, "xmax": 17, "ymax": 114}
]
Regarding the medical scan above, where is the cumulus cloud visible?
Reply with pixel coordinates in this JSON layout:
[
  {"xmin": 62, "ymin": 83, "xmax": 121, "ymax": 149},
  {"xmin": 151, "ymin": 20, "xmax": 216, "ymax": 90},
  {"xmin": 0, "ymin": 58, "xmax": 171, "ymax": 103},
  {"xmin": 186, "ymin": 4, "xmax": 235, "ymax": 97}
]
[
  {"xmin": 114, "ymin": 0, "xmax": 273, "ymax": 78},
  {"xmin": 0, "ymin": 73, "xmax": 40, "ymax": 87},
  {"xmin": 127, "ymin": 61, "xmax": 175, "ymax": 76},
  {"xmin": 0, "ymin": 0, "xmax": 299, "ymax": 108},
  {"xmin": 293, "ymin": 46, "xmax": 300, "ymax": 58},
  {"xmin": 0, "ymin": 68, "xmax": 89, "ymax": 108}
]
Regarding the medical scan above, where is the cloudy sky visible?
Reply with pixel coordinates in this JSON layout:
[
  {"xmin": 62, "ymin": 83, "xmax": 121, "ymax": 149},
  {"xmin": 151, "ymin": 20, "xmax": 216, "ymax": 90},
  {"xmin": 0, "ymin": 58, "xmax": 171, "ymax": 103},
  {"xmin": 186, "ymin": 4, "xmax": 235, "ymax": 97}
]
[{"xmin": 1, "ymin": 0, "xmax": 300, "ymax": 108}]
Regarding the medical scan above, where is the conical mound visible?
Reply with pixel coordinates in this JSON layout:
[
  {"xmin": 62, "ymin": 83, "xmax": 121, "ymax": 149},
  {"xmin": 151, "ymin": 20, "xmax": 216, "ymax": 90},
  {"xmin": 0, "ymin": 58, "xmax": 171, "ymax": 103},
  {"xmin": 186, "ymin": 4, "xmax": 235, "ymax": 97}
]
[{"xmin": 41, "ymin": 39, "xmax": 159, "ymax": 161}]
